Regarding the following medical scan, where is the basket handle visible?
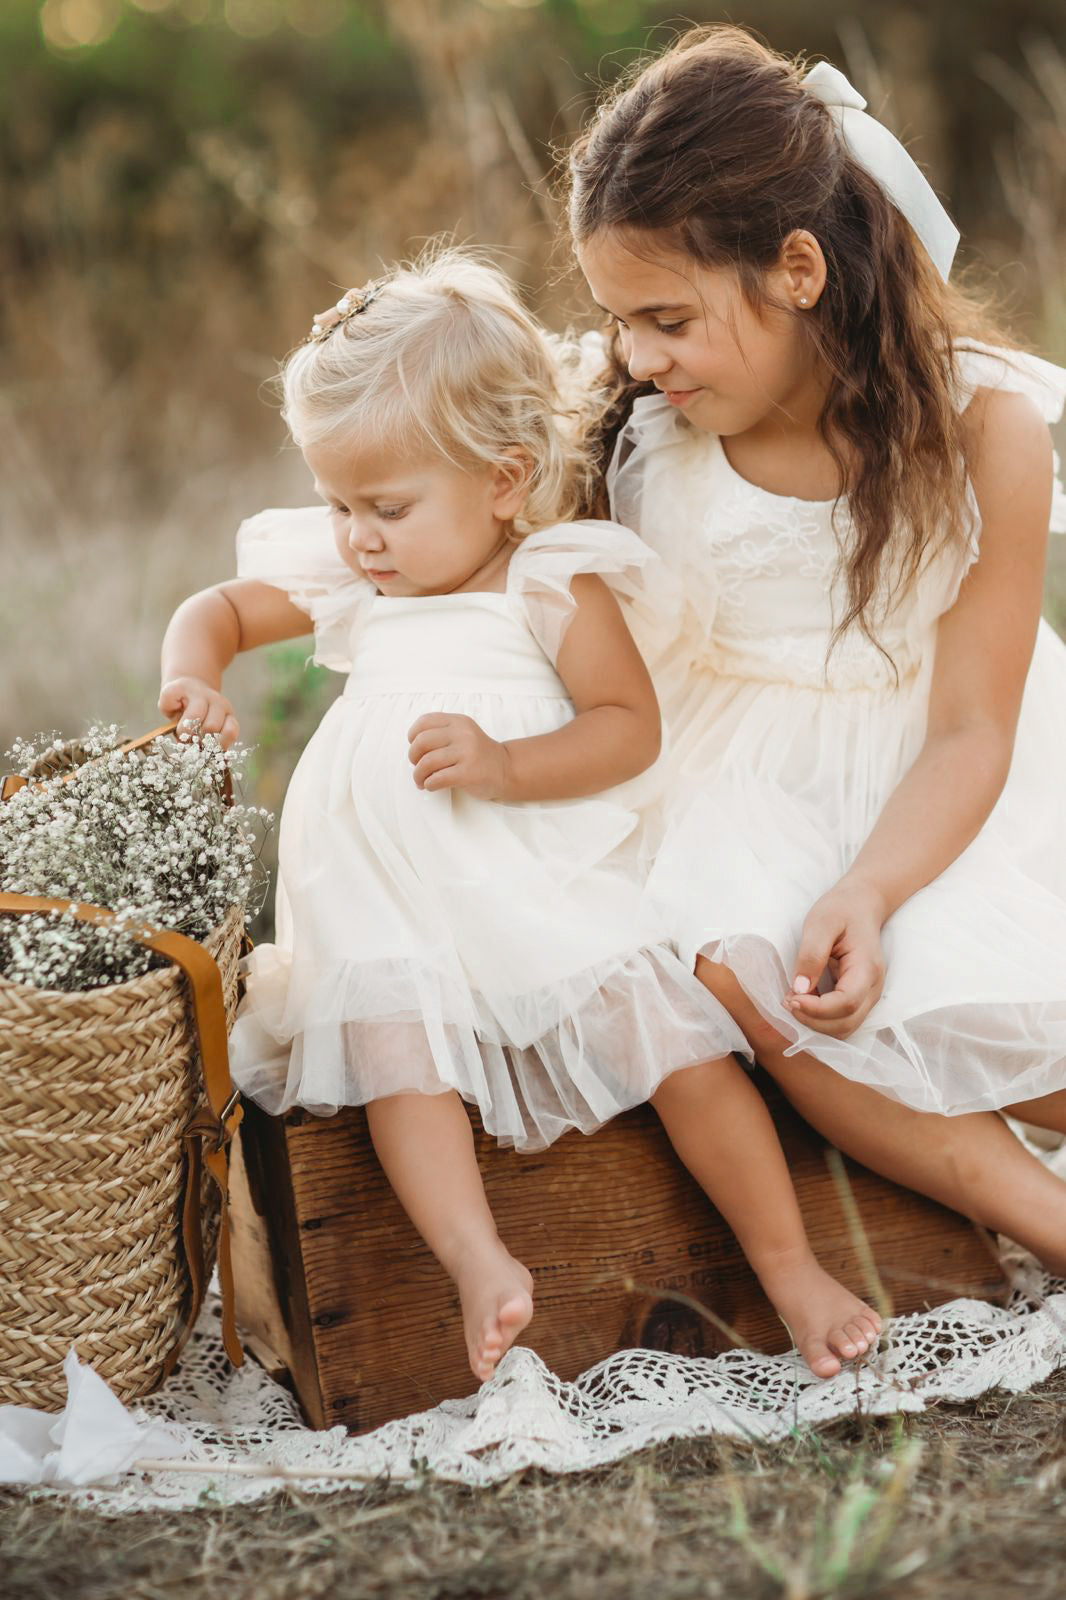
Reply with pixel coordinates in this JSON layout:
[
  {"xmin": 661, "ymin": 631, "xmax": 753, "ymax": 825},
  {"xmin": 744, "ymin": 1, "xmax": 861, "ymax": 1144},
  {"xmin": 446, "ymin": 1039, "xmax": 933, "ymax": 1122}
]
[
  {"xmin": 2, "ymin": 719, "xmax": 234, "ymax": 806},
  {"xmin": 0, "ymin": 722, "xmax": 245, "ymax": 1371}
]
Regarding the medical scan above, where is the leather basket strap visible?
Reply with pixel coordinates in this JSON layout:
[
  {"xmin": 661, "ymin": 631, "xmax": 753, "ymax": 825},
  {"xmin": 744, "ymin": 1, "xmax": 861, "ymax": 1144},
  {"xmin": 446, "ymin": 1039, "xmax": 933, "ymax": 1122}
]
[{"xmin": 0, "ymin": 892, "xmax": 245, "ymax": 1369}]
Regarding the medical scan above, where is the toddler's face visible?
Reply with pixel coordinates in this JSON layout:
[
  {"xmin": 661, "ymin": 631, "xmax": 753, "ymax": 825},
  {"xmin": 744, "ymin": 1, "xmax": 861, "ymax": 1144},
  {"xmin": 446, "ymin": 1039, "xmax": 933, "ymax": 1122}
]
[
  {"xmin": 304, "ymin": 439, "xmax": 520, "ymax": 597},
  {"xmin": 577, "ymin": 230, "xmax": 817, "ymax": 439}
]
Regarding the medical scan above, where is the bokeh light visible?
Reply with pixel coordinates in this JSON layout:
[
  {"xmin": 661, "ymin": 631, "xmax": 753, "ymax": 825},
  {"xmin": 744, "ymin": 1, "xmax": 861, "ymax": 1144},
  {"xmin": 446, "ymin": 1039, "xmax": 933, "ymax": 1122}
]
[
  {"xmin": 39, "ymin": 0, "xmax": 121, "ymax": 50},
  {"xmin": 223, "ymin": 0, "xmax": 284, "ymax": 39},
  {"xmin": 285, "ymin": 0, "xmax": 345, "ymax": 37}
]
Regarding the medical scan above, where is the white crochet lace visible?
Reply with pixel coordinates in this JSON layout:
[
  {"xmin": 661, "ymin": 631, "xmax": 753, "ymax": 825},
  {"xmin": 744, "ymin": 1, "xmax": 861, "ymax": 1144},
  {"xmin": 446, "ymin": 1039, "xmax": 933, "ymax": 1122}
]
[
  {"xmin": 40, "ymin": 1141, "xmax": 1066, "ymax": 1512},
  {"xmin": 50, "ymin": 1265, "xmax": 1066, "ymax": 1513}
]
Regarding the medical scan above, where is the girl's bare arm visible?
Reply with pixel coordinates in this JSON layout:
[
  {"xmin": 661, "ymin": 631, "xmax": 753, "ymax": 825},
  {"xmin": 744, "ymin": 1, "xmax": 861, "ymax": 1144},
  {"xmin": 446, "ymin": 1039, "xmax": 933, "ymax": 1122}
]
[
  {"xmin": 408, "ymin": 574, "xmax": 662, "ymax": 801},
  {"xmin": 159, "ymin": 579, "xmax": 312, "ymax": 747},
  {"xmin": 788, "ymin": 386, "xmax": 1053, "ymax": 1034}
]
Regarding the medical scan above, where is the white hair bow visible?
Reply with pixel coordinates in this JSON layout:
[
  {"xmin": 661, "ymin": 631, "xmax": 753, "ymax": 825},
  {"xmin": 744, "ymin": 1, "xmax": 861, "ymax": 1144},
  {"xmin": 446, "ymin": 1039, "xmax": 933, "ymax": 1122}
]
[{"xmin": 803, "ymin": 61, "xmax": 960, "ymax": 282}]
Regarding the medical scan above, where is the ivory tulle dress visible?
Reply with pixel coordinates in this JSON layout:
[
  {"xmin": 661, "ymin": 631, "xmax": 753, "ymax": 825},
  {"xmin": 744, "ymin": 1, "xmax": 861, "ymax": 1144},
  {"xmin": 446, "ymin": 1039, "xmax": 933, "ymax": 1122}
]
[
  {"xmin": 608, "ymin": 341, "xmax": 1066, "ymax": 1117},
  {"xmin": 227, "ymin": 514, "xmax": 746, "ymax": 1149}
]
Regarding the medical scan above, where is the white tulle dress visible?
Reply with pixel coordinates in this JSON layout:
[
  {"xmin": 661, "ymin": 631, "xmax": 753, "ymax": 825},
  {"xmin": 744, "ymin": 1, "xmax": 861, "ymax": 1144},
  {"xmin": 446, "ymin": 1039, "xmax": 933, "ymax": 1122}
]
[
  {"xmin": 607, "ymin": 341, "xmax": 1066, "ymax": 1117},
  {"xmin": 227, "ymin": 513, "xmax": 746, "ymax": 1149}
]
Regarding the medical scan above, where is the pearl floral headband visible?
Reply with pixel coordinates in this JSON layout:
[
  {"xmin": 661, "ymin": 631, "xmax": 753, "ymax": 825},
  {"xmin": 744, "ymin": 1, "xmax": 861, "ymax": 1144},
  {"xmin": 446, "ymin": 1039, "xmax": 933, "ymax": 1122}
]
[{"xmin": 306, "ymin": 278, "xmax": 386, "ymax": 344}]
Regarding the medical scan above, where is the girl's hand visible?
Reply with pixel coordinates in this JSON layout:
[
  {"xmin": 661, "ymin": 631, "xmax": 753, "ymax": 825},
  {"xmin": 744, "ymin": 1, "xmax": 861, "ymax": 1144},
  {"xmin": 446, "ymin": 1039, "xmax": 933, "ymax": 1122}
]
[
  {"xmin": 783, "ymin": 881, "xmax": 888, "ymax": 1039},
  {"xmin": 159, "ymin": 676, "xmax": 240, "ymax": 750},
  {"xmin": 408, "ymin": 713, "xmax": 512, "ymax": 800}
]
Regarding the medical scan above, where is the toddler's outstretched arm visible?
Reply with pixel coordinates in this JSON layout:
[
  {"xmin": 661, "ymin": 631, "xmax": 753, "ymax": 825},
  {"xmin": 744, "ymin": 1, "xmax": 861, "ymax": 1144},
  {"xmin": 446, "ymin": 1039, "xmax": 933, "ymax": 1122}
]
[
  {"xmin": 159, "ymin": 578, "xmax": 312, "ymax": 748},
  {"xmin": 407, "ymin": 575, "xmax": 661, "ymax": 801}
]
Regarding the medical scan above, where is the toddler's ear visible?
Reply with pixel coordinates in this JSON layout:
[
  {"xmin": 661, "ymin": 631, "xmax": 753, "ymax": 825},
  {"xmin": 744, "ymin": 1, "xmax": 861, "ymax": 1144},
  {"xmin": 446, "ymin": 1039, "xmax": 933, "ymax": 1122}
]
[{"xmin": 491, "ymin": 450, "xmax": 534, "ymax": 521}]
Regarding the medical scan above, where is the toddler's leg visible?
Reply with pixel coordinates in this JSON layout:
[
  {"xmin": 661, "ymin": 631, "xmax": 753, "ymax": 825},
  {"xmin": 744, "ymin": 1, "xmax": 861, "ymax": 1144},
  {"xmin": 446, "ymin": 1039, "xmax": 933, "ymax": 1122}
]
[
  {"xmin": 366, "ymin": 1090, "xmax": 533, "ymax": 1382},
  {"xmin": 651, "ymin": 1057, "xmax": 883, "ymax": 1379},
  {"xmin": 697, "ymin": 956, "xmax": 1066, "ymax": 1278}
]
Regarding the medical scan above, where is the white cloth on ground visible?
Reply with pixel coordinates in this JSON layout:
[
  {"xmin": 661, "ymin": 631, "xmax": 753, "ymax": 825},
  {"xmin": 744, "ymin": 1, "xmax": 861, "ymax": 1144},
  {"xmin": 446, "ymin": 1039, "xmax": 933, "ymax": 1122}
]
[{"xmin": 0, "ymin": 1350, "xmax": 189, "ymax": 1487}]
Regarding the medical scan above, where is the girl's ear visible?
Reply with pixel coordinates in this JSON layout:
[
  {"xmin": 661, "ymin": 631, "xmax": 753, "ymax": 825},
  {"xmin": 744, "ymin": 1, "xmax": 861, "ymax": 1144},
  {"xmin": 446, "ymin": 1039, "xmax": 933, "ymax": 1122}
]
[
  {"xmin": 491, "ymin": 450, "xmax": 534, "ymax": 521},
  {"xmin": 777, "ymin": 228, "xmax": 828, "ymax": 311}
]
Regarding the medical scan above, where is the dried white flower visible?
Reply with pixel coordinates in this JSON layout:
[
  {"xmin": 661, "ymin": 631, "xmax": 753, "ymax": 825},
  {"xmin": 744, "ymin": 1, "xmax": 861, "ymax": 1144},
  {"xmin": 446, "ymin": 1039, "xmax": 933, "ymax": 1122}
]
[{"xmin": 0, "ymin": 724, "xmax": 273, "ymax": 992}]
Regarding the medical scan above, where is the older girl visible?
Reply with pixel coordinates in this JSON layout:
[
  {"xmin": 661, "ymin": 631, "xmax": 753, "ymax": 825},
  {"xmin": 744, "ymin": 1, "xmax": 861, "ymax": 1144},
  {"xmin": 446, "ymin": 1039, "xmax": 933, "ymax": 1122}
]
[{"xmin": 569, "ymin": 25, "xmax": 1066, "ymax": 1273}]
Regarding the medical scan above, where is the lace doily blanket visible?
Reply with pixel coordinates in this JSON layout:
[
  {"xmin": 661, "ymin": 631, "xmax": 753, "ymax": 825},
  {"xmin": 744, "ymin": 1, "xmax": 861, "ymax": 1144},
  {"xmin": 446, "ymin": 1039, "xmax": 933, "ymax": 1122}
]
[
  {"xmin": 7, "ymin": 1135, "xmax": 1064, "ymax": 1513},
  {"xmin": 7, "ymin": 1252, "xmax": 1060, "ymax": 1512}
]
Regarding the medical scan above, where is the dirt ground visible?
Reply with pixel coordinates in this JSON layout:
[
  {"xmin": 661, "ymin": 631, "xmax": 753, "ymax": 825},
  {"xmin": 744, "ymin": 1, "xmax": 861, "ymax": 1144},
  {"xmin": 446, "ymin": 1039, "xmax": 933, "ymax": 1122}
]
[{"xmin": 4, "ymin": 1364, "xmax": 1066, "ymax": 1600}]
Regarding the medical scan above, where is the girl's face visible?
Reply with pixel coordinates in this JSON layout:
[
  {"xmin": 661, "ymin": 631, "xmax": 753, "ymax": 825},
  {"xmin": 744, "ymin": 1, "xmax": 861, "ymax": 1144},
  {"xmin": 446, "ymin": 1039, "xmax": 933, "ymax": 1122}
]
[
  {"xmin": 576, "ymin": 230, "xmax": 821, "ymax": 438},
  {"xmin": 304, "ymin": 438, "xmax": 524, "ymax": 597}
]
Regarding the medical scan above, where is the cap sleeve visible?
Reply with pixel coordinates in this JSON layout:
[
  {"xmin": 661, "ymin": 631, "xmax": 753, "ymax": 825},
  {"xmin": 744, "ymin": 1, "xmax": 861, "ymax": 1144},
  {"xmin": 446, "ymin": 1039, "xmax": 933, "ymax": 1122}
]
[
  {"xmin": 505, "ymin": 518, "xmax": 682, "ymax": 668},
  {"xmin": 954, "ymin": 341, "xmax": 1066, "ymax": 425},
  {"xmin": 954, "ymin": 341, "xmax": 1066, "ymax": 536},
  {"xmin": 916, "ymin": 342, "xmax": 1066, "ymax": 623},
  {"xmin": 607, "ymin": 393, "xmax": 693, "ymax": 532},
  {"xmin": 605, "ymin": 393, "xmax": 721, "ymax": 653},
  {"xmin": 235, "ymin": 506, "xmax": 372, "ymax": 672}
]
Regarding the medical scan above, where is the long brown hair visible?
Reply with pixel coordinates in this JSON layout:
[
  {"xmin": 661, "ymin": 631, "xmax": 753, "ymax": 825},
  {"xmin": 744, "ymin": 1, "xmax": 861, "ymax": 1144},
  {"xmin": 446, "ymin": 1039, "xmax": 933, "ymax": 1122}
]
[{"xmin": 567, "ymin": 25, "xmax": 1005, "ymax": 648}]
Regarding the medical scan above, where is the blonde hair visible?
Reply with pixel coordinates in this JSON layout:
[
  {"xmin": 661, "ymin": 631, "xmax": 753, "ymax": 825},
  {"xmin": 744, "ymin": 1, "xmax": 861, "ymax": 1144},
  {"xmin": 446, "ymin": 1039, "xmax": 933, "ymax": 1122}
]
[{"xmin": 281, "ymin": 245, "xmax": 594, "ymax": 535}]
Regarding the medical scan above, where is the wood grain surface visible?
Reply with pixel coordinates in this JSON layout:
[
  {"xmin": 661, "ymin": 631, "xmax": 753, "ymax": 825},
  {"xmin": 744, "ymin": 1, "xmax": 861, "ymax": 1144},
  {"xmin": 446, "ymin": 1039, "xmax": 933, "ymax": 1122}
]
[{"xmin": 229, "ymin": 1076, "xmax": 1005, "ymax": 1434}]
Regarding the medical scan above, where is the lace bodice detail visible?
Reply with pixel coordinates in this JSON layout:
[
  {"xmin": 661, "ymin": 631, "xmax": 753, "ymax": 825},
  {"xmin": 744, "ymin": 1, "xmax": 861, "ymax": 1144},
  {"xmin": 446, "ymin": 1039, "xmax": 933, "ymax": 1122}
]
[
  {"xmin": 613, "ymin": 416, "xmax": 945, "ymax": 690},
  {"xmin": 696, "ymin": 444, "xmax": 931, "ymax": 689},
  {"xmin": 607, "ymin": 342, "xmax": 1066, "ymax": 692}
]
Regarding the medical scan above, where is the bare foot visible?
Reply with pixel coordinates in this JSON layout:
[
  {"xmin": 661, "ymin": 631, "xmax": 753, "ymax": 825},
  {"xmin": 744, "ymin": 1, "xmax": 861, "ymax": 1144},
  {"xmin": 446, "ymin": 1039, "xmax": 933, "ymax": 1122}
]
[
  {"xmin": 454, "ymin": 1242, "xmax": 534, "ymax": 1383},
  {"xmin": 756, "ymin": 1247, "xmax": 883, "ymax": 1379}
]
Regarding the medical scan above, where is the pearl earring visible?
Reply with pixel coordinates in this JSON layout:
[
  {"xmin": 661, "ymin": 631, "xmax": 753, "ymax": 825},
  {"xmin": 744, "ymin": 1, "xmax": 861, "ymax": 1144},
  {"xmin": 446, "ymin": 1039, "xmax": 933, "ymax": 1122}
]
[{"xmin": 799, "ymin": 296, "xmax": 809, "ymax": 306}]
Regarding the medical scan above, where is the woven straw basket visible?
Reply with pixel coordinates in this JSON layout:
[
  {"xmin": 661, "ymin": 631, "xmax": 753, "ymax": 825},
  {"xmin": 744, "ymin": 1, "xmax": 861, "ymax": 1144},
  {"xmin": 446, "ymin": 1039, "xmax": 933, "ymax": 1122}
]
[{"xmin": 0, "ymin": 723, "xmax": 246, "ymax": 1410}]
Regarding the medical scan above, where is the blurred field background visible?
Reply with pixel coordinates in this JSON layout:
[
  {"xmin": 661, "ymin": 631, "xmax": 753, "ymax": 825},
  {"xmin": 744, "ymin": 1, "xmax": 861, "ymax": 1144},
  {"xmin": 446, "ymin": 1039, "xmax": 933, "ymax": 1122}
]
[{"xmin": 2, "ymin": 0, "xmax": 1065, "ymax": 933}]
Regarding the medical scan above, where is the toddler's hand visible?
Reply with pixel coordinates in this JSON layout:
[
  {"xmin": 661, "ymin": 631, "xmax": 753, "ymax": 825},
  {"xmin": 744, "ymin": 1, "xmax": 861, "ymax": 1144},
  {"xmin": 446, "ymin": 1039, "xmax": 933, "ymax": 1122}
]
[
  {"xmin": 408, "ymin": 713, "xmax": 511, "ymax": 800},
  {"xmin": 783, "ymin": 881, "xmax": 887, "ymax": 1039},
  {"xmin": 159, "ymin": 676, "xmax": 240, "ymax": 751}
]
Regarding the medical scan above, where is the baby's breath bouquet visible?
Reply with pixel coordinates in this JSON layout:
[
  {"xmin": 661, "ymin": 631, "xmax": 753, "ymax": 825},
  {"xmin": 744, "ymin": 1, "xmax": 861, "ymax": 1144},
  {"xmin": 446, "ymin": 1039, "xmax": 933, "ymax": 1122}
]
[{"xmin": 0, "ymin": 722, "xmax": 272, "ymax": 992}]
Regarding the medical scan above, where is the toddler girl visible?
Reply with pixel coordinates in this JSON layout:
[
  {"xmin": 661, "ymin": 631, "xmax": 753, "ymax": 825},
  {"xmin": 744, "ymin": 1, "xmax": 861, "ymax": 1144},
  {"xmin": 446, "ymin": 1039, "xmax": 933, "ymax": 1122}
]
[
  {"xmin": 568, "ymin": 25, "xmax": 1066, "ymax": 1271},
  {"xmin": 159, "ymin": 249, "xmax": 881, "ymax": 1382}
]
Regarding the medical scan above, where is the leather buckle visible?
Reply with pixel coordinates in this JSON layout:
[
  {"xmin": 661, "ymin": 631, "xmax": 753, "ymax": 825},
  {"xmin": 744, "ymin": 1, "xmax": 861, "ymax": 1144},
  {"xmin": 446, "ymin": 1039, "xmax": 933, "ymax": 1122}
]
[{"xmin": 215, "ymin": 1088, "xmax": 242, "ymax": 1150}]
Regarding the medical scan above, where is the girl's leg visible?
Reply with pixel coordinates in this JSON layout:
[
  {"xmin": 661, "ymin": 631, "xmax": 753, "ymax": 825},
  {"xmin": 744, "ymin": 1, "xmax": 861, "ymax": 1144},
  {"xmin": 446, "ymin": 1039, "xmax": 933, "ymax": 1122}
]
[
  {"xmin": 1001, "ymin": 1090, "xmax": 1066, "ymax": 1138},
  {"xmin": 696, "ymin": 956, "xmax": 1066, "ymax": 1276},
  {"xmin": 651, "ymin": 1056, "xmax": 883, "ymax": 1378},
  {"xmin": 366, "ymin": 1090, "xmax": 533, "ymax": 1381}
]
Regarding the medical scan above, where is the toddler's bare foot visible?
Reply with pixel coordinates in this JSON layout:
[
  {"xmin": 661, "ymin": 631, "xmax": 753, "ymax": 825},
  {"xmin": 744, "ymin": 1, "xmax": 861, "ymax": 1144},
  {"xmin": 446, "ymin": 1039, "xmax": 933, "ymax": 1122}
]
[
  {"xmin": 756, "ymin": 1247, "xmax": 883, "ymax": 1379},
  {"xmin": 454, "ymin": 1242, "xmax": 534, "ymax": 1383}
]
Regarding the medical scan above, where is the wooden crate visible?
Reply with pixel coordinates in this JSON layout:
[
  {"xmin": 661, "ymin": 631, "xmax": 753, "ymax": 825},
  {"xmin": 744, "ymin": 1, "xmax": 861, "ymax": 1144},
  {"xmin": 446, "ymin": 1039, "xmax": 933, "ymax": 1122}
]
[{"xmin": 228, "ymin": 1074, "xmax": 1004, "ymax": 1434}]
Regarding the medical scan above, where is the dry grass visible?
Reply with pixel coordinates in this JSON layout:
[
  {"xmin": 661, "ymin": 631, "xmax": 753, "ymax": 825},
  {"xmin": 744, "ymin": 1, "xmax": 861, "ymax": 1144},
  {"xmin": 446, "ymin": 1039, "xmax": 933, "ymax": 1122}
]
[
  {"xmin": 4, "ymin": 1368, "xmax": 1066, "ymax": 1599},
  {"xmin": 0, "ymin": 21, "xmax": 570, "ymax": 758},
  {"xmin": 2, "ymin": 23, "xmax": 1064, "ymax": 763}
]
